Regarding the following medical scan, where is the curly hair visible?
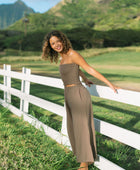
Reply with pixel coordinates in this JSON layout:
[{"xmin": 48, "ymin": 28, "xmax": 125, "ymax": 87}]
[{"xmin": 42, "ymin": 30, "xmax": 72, "ymax": 63}]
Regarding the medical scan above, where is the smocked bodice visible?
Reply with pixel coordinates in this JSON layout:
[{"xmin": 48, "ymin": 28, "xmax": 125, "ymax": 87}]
[{"xmin": 59, "ymin": 63, "xmax": 82, "ymax": 86}]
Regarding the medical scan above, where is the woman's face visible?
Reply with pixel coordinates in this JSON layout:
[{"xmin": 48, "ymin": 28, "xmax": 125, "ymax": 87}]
[{"xmin": 49, "ymin": 36, "xmax": 63, "ymax": 53}]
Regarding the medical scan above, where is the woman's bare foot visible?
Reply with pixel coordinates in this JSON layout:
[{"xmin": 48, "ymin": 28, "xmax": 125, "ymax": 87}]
[{"xmin": 78, "ymin": 162, "xmax": 88, "ymax": 170}]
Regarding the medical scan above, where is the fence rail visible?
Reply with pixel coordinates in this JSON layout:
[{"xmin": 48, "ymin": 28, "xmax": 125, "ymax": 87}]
[{"xmin": 0, "ymin": 64, "xmax": 140, "ymax": 170}]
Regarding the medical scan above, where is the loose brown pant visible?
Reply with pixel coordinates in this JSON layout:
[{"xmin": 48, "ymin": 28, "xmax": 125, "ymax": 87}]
[{"xmin": 64, "ymin": 85, "xmax": 97, "ymax": 163}]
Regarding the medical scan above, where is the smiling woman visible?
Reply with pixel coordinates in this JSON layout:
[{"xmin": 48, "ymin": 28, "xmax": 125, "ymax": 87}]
[
  {"xmin": 42, "ymin": 30, "xmax": 72, "ymax": 63},
  {"xmin": 42, "ymin": 30, "xmax": 119, "ymax": 170}
]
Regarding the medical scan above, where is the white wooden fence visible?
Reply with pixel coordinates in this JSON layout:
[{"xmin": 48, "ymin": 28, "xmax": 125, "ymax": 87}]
[{"xmin": 0, "ymin": 64, "xmax": 140, "ymax": 170}]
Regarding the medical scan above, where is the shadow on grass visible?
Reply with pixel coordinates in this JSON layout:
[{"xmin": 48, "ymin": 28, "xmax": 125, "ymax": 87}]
[
  {"xmin": 30, "ymin": 83, "xmax": 64, "ymax": 106},
  {"xmin": 0, "ymin": 105, "xmax": 99, "ymax": 170},
  {"xmin": 96, "ymin": 133, "xmax": 140, "ymax": 170},
  {"xmin": 93, "ymin": 100, "xmax": 140, "ymax": 134},
  {"xmin": 103, "ymin": 73, "xmax": 140, "ymax": 80},
  {"xmin": 29, "ymin": 103, "xmax": 62, "ymax": 131}
]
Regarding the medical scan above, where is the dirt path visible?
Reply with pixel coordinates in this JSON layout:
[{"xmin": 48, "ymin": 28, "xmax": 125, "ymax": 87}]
[{"xmin": 115, "ymin": 82, "xmax": 140, "ymax": 92}]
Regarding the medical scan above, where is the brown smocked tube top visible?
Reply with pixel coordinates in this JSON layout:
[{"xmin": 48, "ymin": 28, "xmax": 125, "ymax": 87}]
[{"xmin": 59, "ymin": 63, "xmax": 82, "ymax": 87}]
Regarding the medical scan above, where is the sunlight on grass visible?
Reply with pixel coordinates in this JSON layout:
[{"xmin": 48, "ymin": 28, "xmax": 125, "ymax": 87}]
[
  {"xmin": 0, "ymin": 107, "xmax": 82, "ymax": 170},
  {"xmin": 0, "ymin": 105, "xmax": 139, "ymax": 170},
  {"xmin": 1, "ymin": 46, "xmax": 140, "ymax": 92},
  {"xmin": 0, "ymin": 47, "xmax": 140, "ymax": 169}
]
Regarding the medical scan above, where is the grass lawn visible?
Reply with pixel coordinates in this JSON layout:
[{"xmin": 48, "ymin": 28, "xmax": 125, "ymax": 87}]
[
  {"xmin": 0, "ymin": 106, "xmax": 84, "ymax": 170},
  {"xmin": 0, "ymin": 47, "xmax": 140, "ymax": 169},
  {"xmin": 0, "ymin": 84, "xmax": 139, "ymax": 170},
  {"xmin": 0, "ymin": 46, "xmax": 140, "ymax": 91}
]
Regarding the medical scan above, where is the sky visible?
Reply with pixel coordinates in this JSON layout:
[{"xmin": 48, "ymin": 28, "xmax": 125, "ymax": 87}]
[{"xmin": 0, "ymin": 0, "xmax": 62, "ymax": 13}]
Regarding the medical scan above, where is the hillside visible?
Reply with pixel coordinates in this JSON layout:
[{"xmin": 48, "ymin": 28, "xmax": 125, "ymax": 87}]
[
  {"xmin": 1, "ymin": 0, "xmax": 140, "ymax": 51},
  {"xmin": 48, "ymin": 0, "xmax": 140, "ymax": 30},
  {"xmin": 0, "ymin": 0, "xmax": 35, "ymax": 29},
  {"xmin": 8, "ymin": 0, "xmax": 140, "ymax": 31}
]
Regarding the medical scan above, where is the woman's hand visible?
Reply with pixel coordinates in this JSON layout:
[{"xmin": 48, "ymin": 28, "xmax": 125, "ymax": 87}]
[
  {"xmin": 110, "ymin": 84, "xmax": 121, "ymax": 94},
  {"xmin": 85, "ymin": 79, "xmax": 94, "ymax": 87}
]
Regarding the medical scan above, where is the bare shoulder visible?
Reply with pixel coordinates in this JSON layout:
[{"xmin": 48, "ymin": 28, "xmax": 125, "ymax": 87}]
[
  {"xmin": 69, "ymin": 49, "xmax": 84, "ymax": 61},
  {"xmin": 68, "ymin": 49, "xmax": 90, "ymax": 69}
]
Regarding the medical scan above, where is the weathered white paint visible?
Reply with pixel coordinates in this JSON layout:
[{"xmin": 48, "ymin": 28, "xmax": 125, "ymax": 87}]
[
  {"xmin": 94, "ymin": 155, "xmax": 125, "ymax": 170},
  {"xmin": 0, "ymin": 84, "xmax": 65, "ymax": 117},
  {"xmin": 0, "ymin": 64, "xmax": 140, "ymax": 170},
  {"xmin": 1, "ymin": 81, "xmax": 139, "ymax": 150},
  {"xmin": 1, "ymin": 68, "xmax": 140, "ymax": 107},
  {"xmin": 86, "ymin": 84, "xmax": 140, "ymax": 107},
  {"xmin": 94, "ymin": 118, "xmax": 140, "ymax": 150},
  {"xmin": 0, "ymin": 98, "xmax": 62, "ymax": 144},
  {"xmin": 20, "ymin": 67, "xmax": 31, "ymax": 113},
  {"xmin": 61, "ymin": 104, "xmax": 68, "ymax": 136},
  {"xmin": 0, "ymin": 69, "xmax": 64, "ymax": 89},
  {"xmin": 0, "ymin": 97, "xmax": 125, "ymax": 170},
  {"xmin": 3, "ymin": 64, "xmax": 11, "ymax": 103}
]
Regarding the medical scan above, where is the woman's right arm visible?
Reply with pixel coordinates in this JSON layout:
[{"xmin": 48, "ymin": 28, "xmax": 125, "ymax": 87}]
[{"xmin": 79, "ymin": 69, "xmax": 94, "ymax": 87}]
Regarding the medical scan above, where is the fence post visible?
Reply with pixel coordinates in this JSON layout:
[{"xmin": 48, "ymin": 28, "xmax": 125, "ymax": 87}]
[
  {"xmin": 20, "ymin": 67, "xmax": 31, "ymax": 113},
  {"xmin": 4, "ymin": 64, "xmax": 11, "ymax": 103},
  {"xmin": 61, "ymin": 103, "xmax": 68, "ymax": 136}
]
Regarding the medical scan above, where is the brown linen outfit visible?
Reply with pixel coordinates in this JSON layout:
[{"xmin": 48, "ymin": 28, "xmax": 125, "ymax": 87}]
[{"xmin": 59, "ymin": 63, "xmax": 97, "ymax": 163}]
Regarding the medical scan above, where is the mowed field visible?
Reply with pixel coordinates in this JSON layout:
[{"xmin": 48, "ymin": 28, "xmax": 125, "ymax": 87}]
[
  {"xmin": 0, "ymin": 46, "xmax": 140, "ymax": 91},
  {"xmin": 0, "ymin": 47, "xmax": 140, "ymax": 170}
]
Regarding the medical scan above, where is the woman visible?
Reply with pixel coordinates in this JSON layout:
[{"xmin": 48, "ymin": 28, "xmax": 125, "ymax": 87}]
[{"xmin": 42, "ymin": 30, "xmax": 118, "ymax": 170}]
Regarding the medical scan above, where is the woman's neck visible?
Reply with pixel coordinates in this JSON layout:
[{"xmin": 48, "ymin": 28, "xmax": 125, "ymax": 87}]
[
  {"xmin": 60, "ymin": 48, "xmax": 72, "ymax": 58},
  {"xmin": 60, "ymin": 48, "xmax": 73, "ymax": 64}
]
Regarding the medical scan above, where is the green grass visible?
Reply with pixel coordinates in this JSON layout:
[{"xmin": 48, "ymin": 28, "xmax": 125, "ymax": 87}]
[
  {"xmin": 83, "ymin": 50, "xmax": 140, "ymax": 86},
  {"xmin": 1, "ymin": 47, "xmax": 140, "ymax": 91},
  {"xmin": 0, "ymin": 94, "xmax": 139, "ymax": 170},
  {"xmin": 0, "ymin": 47, "xmax": 140, "ymax": 169},
  {"xmin": 85, "ymin": 51, "xmax": 140, "ymax": 66},
  {"xmin": 0, "ymin": 106, "xmax": 84, "ymax": 170},
  {"xmin": 0, "ymin": 81, "xmax": 140, "ymax": 169}
]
